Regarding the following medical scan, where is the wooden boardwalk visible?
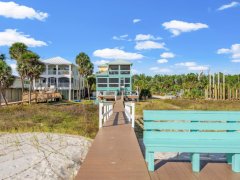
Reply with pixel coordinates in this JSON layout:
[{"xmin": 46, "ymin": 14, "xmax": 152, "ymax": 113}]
[
  {"xmin": 76, "ymin": 100, "xmax": 240, "ymax": 180},
  {"xmin": 76, "ymin": 100, "xmax": 151, "ymax": 180}
]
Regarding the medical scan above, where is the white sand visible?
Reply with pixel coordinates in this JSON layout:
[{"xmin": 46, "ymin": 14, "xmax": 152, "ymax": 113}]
[
  {"xmin": 138, "ymin": 139, "xmax": 226, "ymax": 162},
  {"xmin": 0, "ymin": 133, "xmax": 91, "ymax": 180}
]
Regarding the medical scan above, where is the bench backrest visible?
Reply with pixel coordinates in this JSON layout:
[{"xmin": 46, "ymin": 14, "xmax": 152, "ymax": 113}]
[{"xmin": 144, "ymin": 110, "xmax": 240, "ymax": 140}]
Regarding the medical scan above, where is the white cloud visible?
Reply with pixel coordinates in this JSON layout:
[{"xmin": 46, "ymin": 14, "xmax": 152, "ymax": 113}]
[
  {"xmin": 93, "ymin": 48, "xmax": 143, "ymax": 60},
  {"xmin": 112, "ymin": 34, "xmax": 131, "ymax": 41},
  {"xmin": 232, "ymin": 59, "xmax": 240, "ymax": 63},
  {"xmin": 0, "ymin": 29, "xmax": 47, "ymax": 47},
  {"xmin": 0, "ymin": 1, "xmax": 48, "ymax": 21},
  {"xmin": 217, "ymin": 44, "xmax": 240, "ymax": 63},
  {"xmin": 175, "ymin": 62, "xmax": 197, "ymax": 67},
  {"xmin": 175, "ymin": 61, "xmax": 209, "ymax": 71},
  {"xmin": 217, "ymin": 44, "xmax": 240, "ymax": 59},
  {"xmin": 160, "ymin": 52, "xmax": 175, "ymax": 59},
  {"xmin": 188, "ymin": 66, "xmax": 209, "ymax": 71},
  {"xmin": 135, "ymin": 34, "xmax": 161, "ymax": 41},
  {"xmin": 157, "ymin": 59, "xmax": 168, "ymax": 64},
  {"xmin": 94, "ymin": 60, "xmax": 110, "ymax": 65},
  {"xmin": 218, "ymin": 1, "xmax": 239, "ymax": 11},
  {"xmin": 149, "ymin": 67, "xmax": 171, "ymax": 73},
  {"xmin": 162, "ymin": 20, "xmax": 208, "ymax": 36},
  {"xmin": 135, "ymin": 41, "xmax": 166, "ymax": 50},
  {"xmin": 10, "ymin": 63, "xmax": 18, "ymax": 75},
  {"xmin": 133, "ymin": 19, "xmax": 141, "ymax": 24},
  {"xmin": 217, "ymin": 48, "xmax": 231, "ymax": 54}
]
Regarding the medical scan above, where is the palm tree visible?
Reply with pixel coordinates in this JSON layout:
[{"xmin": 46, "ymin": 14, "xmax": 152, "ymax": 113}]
[
  {"xmin": 0, "ymin": 54, "xmax": 15, "ymax": 106},
  {"xmin": 75, "ymin": 52, "xmax": 94, "ymax": 99},
  {"xmin": 85, "ymin": 62, "xmax": 94, "ymax": 99},
  {"xmin": 21, "ymin": 51, "xmax": 45, "ymax": 104},
  {"xmin": 9, "ymin": 42, "xmax": 28, "ymax": 94}
]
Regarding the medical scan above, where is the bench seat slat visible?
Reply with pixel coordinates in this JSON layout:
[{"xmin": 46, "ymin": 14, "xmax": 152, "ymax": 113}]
[
  {"xmin": 144, "ymin": 122, "xmax": 240, "ymax": 131},
  {"xmin": 144, "ymin": 139, "xmax": 240, "ymax": 147},
  {"xmin": 144, "ymin": 110, "xmax": 240, "ymax": 121},
  {"xmin": 144, "ymin": 139, "xmax": 240, "ymax": 153},
  {"xmin": 144, "ymin": 131, "xmax": 240, "ymax": 139}
]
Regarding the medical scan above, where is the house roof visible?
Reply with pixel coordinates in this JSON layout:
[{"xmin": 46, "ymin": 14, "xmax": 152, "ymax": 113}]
[
  {"xmin": 42, "ymin": 57, "xmax": 72, "ymax": 65},
  {"xmin": 108, "ymin": 59, "xmax": 132, "ymax": 65}
]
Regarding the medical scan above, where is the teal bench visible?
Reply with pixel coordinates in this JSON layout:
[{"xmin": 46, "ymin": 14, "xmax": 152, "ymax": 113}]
[{"xmin": 143, "ymin": 110, "xmax": 240, "ymax": 172}]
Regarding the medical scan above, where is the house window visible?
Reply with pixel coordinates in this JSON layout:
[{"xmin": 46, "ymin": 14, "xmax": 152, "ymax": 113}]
[
  {"xmin": 125, "ymin": 78, "xmax": 130, "ymax": 83},
  {"xmin": 98, "ymin": 84, "xmax": 107, "ymax": 87},
  {"xmin": 120, "ymin": 65, "xmax": 130, "ymax": 70},
  {"xmin": 98, "ymin": 78, "xmax": 107, "ymax": 83},
  {"xmin": 109, "ymin": 78, "xmax": 119, "ymax": 83},
  {"xmin": 125, "ymin": 84, "xmax": 130, "ymax": 87},
  {"xmin": 109, "ymin": 65, "xmax": 119, "ymax": 70}
]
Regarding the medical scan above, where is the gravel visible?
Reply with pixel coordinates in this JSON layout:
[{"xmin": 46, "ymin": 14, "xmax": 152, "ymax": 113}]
[{"xmin": 0, "ymin": 133, "xmax": 92, "ymax": 180}]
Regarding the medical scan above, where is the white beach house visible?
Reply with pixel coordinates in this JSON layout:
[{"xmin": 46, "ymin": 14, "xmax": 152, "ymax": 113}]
[{"xmin": 33, "ymin": 57, "xmax": 84, "ymax": 100}]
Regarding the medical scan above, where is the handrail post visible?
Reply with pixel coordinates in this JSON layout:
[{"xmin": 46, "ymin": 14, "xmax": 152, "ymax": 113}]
[
  {"xmin": 104, "ymin": 105, "xmax": 107, "ymax": 122},
  {"xmin": 99, "ymin": 102, "xmax": 103, "ymax": 128},
  {"xmin": 132, "ymin": 102, "xmax": 135, "ymax": 128}
]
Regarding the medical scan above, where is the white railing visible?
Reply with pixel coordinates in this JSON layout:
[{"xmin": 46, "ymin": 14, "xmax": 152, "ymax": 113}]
[
  {"xmin": 125, "ymin": 102, "xmax": 135, "ymax": 128},
  {"xmin": 99, "ymin": 102, "xmax": 114, "ymax": 128},
  {"xmin": 58, "ymin": 70, "xmax": 69, "ymax": 75}
]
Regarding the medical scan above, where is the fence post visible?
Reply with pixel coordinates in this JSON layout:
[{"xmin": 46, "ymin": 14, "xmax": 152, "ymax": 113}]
[
  {"xmin": 132, "ymin": 102, "xmax": 135, "ymax": 128},
  {"xmin": 104, "ymin": 105, "xmax": 107, "ymax": 122},
  {"xmin": 99, "ymin": 102, "xmax": 103, "ymax": 128}
]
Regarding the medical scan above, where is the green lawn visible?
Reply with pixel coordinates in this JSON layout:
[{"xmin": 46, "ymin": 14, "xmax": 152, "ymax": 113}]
[{"xmin": 0, "ymin": 102, "xmax": 98, "ymax": 138}]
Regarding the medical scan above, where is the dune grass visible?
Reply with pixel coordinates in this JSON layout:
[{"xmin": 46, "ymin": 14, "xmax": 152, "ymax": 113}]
[
  {"xmin": 136, "ymin": 99, "xmax": 240, "ymax": 117},
  {"xmin": 0, "ymin": 102, "xmax": 98, "ymax": 138}
]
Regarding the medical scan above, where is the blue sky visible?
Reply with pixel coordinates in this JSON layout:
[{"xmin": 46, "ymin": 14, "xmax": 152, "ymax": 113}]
[{"xmin": 0, "ymin": 0, "xmax": 239, "ymax": 75}]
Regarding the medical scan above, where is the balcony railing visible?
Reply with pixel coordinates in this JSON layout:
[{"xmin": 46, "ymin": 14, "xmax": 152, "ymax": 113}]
[
  {"xmin": 58, "ymin": 83, "xmax": 70, "ymax": 87},
  {"xmin": 48, "ymin": 70, "xmax": 57, "ymax": 75},
  {"xmin": 108, "ymin": 70, "xmax": 131, "ymax": 75},
  {"xmin": 58, "ymin": 70, "xmax": 69, "ymax": 75}
]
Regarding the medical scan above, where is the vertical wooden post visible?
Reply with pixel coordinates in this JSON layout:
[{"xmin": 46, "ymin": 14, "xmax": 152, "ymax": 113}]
[
  {"xmin": 218, "ymin": 72, "xmax": 220, "ymax": 100},
  {"xmin": 132, "ymin": 102, "xmax": 135, "ymax": 128},
  {"xmin": 104, "ymin": 105, "xmax": 107, "ymax": 122},
  {"xmin": 223, "ymin": 74, "xmax": 225, "ymax": 100},
  {"xmin": 99, "ymin": 103, "xmax": 103, "ymax": 128}
]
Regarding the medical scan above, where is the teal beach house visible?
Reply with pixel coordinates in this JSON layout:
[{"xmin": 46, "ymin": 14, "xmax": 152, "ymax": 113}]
[{"xmin": 96, "ymin": 60, "xmax": 133, "ymax": 99}]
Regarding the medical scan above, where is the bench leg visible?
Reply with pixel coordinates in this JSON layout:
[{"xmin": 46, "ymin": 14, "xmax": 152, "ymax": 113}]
[
  {"xmin": 232, "ymin": 154, "xmax": 240, "ymax": 172},
  {"xmin": 226, "ymin": 153, "xmax": 234, "ymax": 164},
  {"xmin": 146, "ymin": 151, "xmax": 154, "ymax": 171},
  {"xmin": 191, "ymin": 153, "xmax": 200, "ymax": 172}
]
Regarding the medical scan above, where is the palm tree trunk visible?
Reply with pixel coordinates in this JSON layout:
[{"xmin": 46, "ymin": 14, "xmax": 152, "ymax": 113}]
[
  {"xmin": 20, "ymin": 76, "xmax": 25, "ymax": 104},
  {"xmin": 29, "ymin": 80, "xmax": 32, "ymax": 104},
  {"xmin": 87, "ymin": 80, "xmax": 90, "ymax": 100},
  {"xmin": 79, "ymin": 79, "xmax": 81, "ymax": 99}
]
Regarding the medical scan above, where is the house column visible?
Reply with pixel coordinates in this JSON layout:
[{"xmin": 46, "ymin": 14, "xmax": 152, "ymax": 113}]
[
  {"xmin": 56, "ymin": 65, "xmax": 59, "ymax": 91},
  {"xmin": 46, "ymin": 64, "xmax": 49, "ymax": 88},
  {"xmin": 69, "ymin": 65, "xmax": 72, "ymax": 101}
]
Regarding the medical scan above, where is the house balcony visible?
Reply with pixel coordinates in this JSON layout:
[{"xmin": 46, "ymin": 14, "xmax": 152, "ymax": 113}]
[{"xmin": 58, "ymin": 70, "xmax": 69, "ymax": 75}]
